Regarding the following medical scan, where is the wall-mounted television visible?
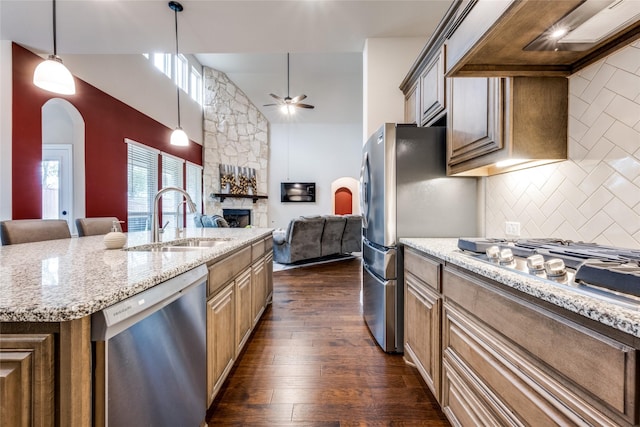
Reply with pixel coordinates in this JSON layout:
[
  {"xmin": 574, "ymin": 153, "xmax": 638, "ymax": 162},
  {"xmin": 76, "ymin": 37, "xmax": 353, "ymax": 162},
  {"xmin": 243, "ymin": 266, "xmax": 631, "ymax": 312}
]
[{"xmin": 281, "ymin": 182, "xmax": 316, "ymax": 203}]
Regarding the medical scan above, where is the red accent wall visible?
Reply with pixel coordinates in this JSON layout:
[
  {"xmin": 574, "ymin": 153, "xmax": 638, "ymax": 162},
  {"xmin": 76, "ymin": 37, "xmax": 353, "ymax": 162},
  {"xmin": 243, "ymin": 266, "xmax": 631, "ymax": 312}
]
[{"xmin": 11, "ymin": 43, "xmax": 203, "ymax": 229}]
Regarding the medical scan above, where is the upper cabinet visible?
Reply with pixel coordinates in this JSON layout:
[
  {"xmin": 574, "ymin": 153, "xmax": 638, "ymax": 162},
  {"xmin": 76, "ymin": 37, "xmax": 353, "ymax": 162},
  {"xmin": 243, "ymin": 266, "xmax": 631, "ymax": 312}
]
[
  {"xmin": 446, "ymin": 0, "xmax": 640, "ymax": 77},
  {"xmin": 447, "ymin": 76, "xmax": 568, "ymax": 176},
  {"xmin": 401, "ymin": 0, "xmax": 639, "ymax": 176}
]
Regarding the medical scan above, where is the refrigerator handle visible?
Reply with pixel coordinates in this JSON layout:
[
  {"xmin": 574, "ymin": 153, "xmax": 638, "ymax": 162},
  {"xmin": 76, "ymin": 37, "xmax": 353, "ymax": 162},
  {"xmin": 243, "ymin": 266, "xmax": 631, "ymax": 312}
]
[{"xmin": 360, "ymin": 152, "xmax": 369, "ymax": 229}]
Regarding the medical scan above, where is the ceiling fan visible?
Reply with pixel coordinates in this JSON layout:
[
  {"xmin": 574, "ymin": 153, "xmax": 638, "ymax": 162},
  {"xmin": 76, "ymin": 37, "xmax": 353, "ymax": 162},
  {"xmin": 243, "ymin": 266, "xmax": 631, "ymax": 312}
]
[{"xmin": 264, "ymin": 53, "xmax": 314, "ymax": 114}]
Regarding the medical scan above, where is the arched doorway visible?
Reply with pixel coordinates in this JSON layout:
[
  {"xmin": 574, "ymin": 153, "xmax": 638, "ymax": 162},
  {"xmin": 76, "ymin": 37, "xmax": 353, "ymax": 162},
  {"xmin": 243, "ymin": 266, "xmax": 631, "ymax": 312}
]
[
  {"xmin": 42, "ymin": 98, "xmax": 86, "ymax": 235},
  {"xmin": 334, "ymin": 187, "xmax": 352, "ymax": 215},
  {"xmin": 330, "ymin": 177, "xmax": 359, "ymax": 215}
]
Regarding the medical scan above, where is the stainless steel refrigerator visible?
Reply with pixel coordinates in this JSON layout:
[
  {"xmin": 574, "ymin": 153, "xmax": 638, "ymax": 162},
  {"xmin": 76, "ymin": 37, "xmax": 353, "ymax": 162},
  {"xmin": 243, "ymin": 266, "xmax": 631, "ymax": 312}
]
[{"xmin": 361, "ymin": 123, "xmax": 478, "ymax": 353}]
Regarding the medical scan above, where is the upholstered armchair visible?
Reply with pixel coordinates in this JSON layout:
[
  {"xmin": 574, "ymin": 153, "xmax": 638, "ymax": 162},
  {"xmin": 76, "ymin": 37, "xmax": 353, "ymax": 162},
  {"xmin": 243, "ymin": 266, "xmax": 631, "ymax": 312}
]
[{"xmin": 193, "ymin": 214, "xmax": 229, "ymax": 228}]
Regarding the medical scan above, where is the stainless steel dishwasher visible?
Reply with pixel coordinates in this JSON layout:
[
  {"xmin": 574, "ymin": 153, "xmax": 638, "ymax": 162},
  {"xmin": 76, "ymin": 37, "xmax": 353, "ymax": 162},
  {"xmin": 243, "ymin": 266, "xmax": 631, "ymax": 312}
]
[{"xmin": 92, "ymin": 264, "xmax": 208, "ymax": 427}]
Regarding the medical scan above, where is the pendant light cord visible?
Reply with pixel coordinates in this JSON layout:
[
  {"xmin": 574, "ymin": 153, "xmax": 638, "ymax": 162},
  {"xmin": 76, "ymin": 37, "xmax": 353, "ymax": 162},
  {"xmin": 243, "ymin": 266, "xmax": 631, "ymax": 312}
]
[
  {"xmin": 174, "ymin": 6, "xmax": 181, "ymax": 128},
  {"xmin": 286, "ymin": 53, "xmax": 290, "ymax": 97},
  {"xmin": 52, "ymin": 0, "xmax": 57, "ymax": 55}
]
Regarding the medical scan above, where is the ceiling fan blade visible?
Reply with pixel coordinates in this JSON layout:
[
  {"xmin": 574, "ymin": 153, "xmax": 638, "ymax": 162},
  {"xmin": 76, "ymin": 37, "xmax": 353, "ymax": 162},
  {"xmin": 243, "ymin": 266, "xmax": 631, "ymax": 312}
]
[
  {"xmin": 263, "ymin": 103, "xmax": 280, "ymax": 107},
  {"xmin": 294, "ymin": 103, "xmax": 315, "ymax": 109},
  {"xmin": 269, "ymin": 93, "xmax": 284, "ymax": 101},
  {"xmin": 290, "ymin": 94, "xmax": 307, "ymax": 103}
]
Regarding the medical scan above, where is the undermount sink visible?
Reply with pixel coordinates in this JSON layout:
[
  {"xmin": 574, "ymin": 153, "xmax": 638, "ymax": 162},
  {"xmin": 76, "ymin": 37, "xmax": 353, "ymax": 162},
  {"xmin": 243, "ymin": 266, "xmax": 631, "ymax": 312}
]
[
  {"xmin": 126, "ymin": 237, "xmax": 234, "ymax": 252},
  {"xmin": 171, "ymin": 238, "xmax": 233, "ymax": 248}
]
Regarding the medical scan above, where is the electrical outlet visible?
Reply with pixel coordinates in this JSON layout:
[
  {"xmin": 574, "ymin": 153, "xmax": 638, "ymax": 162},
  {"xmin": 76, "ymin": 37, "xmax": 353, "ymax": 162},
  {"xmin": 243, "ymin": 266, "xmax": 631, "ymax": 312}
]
[{"xmin": 505, "ymin": 221, "xmax": 521, "ymax": 237}]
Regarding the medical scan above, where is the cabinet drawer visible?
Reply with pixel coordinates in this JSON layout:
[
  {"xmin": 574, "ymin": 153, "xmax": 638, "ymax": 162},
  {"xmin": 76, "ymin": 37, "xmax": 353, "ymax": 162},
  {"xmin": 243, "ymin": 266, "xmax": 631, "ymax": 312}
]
[
  {"xmin": 208, "ymin": 246, "xmax": 251, "ymax": 296},
  {"xmin": 443, "ymin": 267, "xmax": 637, "ymax": 425},
  {"xmin": 404, "ymin": 248, "xmax": 441, "ymax": 292}
]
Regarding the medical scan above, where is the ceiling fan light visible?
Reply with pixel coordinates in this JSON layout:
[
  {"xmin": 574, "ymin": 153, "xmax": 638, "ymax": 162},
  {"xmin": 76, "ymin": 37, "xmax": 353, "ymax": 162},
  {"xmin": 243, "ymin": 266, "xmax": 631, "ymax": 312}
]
[
  {"xmin": 281, "ymin": 105, "xmax": 295, "ymax": 115},
  {"xmin": 33, "ymin": 56, "xmax": 76, "ymax": 95},
  {"xmin": 170, "ymin": 127, "xmax": 189, "ymax": 146}
]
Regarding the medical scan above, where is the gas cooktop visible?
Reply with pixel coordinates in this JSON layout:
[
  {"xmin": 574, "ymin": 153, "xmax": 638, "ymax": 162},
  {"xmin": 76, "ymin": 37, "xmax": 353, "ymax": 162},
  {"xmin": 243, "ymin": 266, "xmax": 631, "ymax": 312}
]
[{"xmin": 457, "ymin": 238, "xmax": 640, "ymax": 304}]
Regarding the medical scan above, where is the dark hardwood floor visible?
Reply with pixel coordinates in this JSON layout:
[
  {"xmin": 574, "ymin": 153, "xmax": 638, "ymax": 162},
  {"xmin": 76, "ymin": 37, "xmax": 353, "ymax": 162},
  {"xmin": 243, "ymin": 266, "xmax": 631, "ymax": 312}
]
[{"xmin": 206, "ymin": 258, "xmax": 450, "ymax": 426}]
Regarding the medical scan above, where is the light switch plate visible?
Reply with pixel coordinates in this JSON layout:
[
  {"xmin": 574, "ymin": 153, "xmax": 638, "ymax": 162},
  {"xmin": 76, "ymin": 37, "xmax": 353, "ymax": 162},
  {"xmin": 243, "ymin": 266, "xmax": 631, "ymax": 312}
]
[{"xmin": 505, "ymin": 221, "xmax": 521, "ymax": 237}]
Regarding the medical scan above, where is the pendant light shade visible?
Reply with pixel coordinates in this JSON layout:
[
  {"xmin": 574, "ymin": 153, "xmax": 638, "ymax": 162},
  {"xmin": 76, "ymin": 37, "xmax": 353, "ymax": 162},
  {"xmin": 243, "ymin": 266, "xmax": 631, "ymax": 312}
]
[
  {"xmin": 33, "ymin": 0, "xmax": 75, "ymax": 95},
  {"xmin": 34, "ymin": 55, "xmax": 75, "ymax": 95},
  {"xmin": 169, "ymin": 1, "xmax": 188, "ymax": 146},
  {"xmin": 170, "ymin": 128, "xmax": 189, "ymax": 146}
]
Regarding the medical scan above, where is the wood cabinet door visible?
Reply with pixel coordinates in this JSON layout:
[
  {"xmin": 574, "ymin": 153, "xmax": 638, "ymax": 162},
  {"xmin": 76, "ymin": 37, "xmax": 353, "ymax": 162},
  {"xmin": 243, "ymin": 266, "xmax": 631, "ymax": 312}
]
[
  {"xmin": 447, "ymin": 77, "xmax": 502, "ymax": 168},
  {"xmin": 0, "ymin": 334, "xmax": 55, "ymax": 427},
  {"xmin": 404, "ymin": 272, "xmax": 441, "ymax": 402},
  {"xmin": 265, "ymin": 251, "xmax": 273, "ymax": 303},
  {"xmin": 207, "ymin": 283, "xmax": 236, "ymax": 404},
  {"xmin": 404, "ymin": 81, "xmax": 419, "ymax": 125},
  {"xmin": 420, "ymin": 46, "xmax": 446, "ymax": 126},
  {"xmin": 235, "ymin": 269, "xmax": 253, "ymax": 356},
  {"xmin": 251, "ymin": 259, "xmax": 267, "ymax": 326}
]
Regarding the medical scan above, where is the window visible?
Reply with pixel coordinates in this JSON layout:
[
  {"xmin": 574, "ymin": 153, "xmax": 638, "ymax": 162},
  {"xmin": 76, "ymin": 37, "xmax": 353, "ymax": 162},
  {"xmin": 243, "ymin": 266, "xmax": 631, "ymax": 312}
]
[
  {"xmin": 161, "ymin": 153, "xmax": 185, "ymax": 229},
  {"xmin": 143, "ymin": 53, "xmax": 203, "ymax": 106},
  {"xmin": 127, "ymin": 140, "xmax": 159, "ymax": 232},
  {"xmin": 190, "ymin": 66, "xmax": 202, "ymax": 104},
  {"xmin": 152, "ymin": 53, "xmax": 172, "ymax": 79},
  {"xmin": 186, "ymin": 162, "xmax": 203, "ymax": 227},
  {"xmin": 175, "ymin": 54, "xmax": 189, "ymax": 92}
]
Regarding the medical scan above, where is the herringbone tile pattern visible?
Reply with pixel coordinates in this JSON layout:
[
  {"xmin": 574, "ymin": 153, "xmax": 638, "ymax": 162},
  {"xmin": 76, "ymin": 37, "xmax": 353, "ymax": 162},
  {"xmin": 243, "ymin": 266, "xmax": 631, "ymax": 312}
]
[{"xmin": 486, "ymin": 41, "xmax": 640, "ymax": 248}]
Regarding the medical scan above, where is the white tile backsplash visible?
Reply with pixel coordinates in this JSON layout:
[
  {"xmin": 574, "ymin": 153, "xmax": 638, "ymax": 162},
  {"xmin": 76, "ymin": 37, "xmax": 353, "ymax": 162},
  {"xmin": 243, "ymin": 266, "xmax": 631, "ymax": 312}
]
[{"xmin": 486, "ymin": 43, "xmax": 640, "ymax": 248}]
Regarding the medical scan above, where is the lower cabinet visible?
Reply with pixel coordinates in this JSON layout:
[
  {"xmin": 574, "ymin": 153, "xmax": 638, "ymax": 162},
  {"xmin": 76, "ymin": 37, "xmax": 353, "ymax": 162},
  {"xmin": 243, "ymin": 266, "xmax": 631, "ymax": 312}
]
[
  {"xmin": 235, "ymin": 269, "xmax": 253, "ymax": 356},
  {"xmin": 403, "ymin": 247, "xmax": 640, "ymax": 427},
  {"xmin": 441, "ymin": 266, "xmax": 638, "ymax": 427},
  {"xmin": 207, "ymin": 283, "xmax": 236, "ymax": 404},
  {"xmin": 403, "ymin": 247, "xmax": 443, "ymax": 403},
  {"xmin": 252, "ymin": 258, "xmax": 267, "ymax": 326},
  {"xmin": 0, "ymin": 334, "xmax": 55, "ymax": 427},
  {"xmin": 206, "ymin": 236, "xmax": 274, "ymax": 406}
]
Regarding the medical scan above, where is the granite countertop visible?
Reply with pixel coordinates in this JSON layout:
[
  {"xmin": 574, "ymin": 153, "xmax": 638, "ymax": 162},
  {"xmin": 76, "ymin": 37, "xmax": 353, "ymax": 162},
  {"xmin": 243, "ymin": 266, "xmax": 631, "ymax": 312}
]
[
  {"xmin": 401, "ymin": 238, "xmax": 640, "ymax": 339},
  {"xmin": 0, "ymin": 227, "xmax": 273, "ymax": 322}
]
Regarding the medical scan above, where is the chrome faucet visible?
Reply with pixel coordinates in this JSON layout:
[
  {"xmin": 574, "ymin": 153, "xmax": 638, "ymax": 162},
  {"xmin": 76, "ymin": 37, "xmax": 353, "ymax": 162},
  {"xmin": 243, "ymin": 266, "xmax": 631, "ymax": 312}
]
[{"xmin": 152, "ymin": 187, "xmax": 197, "ymax": 243}]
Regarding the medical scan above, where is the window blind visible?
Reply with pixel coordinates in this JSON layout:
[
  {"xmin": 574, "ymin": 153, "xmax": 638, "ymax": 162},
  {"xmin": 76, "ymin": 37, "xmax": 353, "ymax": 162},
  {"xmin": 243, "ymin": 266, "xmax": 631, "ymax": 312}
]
[
  {"xmin": 162, "ymin": 153, "xmax": 185, "ymax": 229},
  {"xmin": 186, "ymin": 162, "xmax": 203, "ymax": 228},
  {"xmin": 127, "ymin": 140, "xmax": 159, "ymax": 232}
]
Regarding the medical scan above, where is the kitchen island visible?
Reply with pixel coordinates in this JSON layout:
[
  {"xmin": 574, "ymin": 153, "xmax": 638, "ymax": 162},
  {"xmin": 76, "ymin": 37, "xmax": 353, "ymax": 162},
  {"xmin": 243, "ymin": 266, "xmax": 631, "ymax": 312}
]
[
  {"xmin": 401, "ymin": 238, "xmax": 640, "ymax": 427},
  {"xmin": 0, "ymin": 227, "xmax": 273, "ymax": 426}
]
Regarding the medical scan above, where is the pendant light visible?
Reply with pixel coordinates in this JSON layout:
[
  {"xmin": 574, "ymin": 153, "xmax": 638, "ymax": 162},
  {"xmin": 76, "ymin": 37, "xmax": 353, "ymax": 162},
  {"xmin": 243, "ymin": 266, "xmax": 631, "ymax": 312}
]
[
  {"xmin": 169, "ymin": 1, "xmax": 189, "ymax": 146},
  {"xmin": 33, "ymin": 0, "xmax": 76, "ymax": 95}
]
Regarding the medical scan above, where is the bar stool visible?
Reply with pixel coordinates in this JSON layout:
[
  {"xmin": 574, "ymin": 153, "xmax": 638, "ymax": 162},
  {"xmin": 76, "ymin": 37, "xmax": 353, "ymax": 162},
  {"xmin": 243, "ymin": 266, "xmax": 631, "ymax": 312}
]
[
  {"xmin": 0, "ymin": 219, "xmax": 71, "ymax": 245},
  {"xmin": 76, "ymin": 217, "xmax": 121, "ymax": 237}
]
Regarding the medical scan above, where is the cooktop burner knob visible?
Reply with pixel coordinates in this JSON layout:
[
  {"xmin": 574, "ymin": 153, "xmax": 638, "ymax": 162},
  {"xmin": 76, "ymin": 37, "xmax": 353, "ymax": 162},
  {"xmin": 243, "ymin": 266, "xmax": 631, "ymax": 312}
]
[
  {"xmin": 486, "ymin": 246, "xmax": 500, "ymax": 262},
  {"xmin": 544, "ymin": 258, "xmax": 567, "ymax": 277},
  {"xmin": 499, "ymin": 248, "xmax": 515, "ymax": 265},
  {"xmin": 526, "ymin": 254, "xmax": 545, "ymax": 272}
]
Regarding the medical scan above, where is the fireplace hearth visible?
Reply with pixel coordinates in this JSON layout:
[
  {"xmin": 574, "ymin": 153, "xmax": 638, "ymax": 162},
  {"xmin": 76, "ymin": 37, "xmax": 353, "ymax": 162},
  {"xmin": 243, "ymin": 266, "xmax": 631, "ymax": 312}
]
[{"xmin": 223, "ymin": 209, "xmax": 251, "ymax": 228}]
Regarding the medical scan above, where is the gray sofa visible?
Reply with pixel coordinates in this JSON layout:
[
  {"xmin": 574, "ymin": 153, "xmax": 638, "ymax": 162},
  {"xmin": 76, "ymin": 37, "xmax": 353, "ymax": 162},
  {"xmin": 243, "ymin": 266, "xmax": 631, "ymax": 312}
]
[{"xmin": 273, "ymin": 215, "xmax": 362, "ymax": 264}]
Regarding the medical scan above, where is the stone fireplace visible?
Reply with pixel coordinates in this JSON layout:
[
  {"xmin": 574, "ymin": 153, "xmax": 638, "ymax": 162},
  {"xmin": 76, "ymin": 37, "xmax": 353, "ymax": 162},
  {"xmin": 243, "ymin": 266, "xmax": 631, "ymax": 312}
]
[
  {"xmin": 223, "ymin": 209, "xmax": 251, "ymax": 228},
  {"xmin": 202, "ymin": 67, "xmax": 269, "ymax": 227}
]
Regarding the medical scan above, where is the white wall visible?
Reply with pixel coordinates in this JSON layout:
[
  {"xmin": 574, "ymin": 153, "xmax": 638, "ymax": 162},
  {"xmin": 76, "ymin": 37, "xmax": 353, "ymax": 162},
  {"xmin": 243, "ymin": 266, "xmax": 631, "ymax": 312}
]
[
  {"xmin": 269, "ymin": 122, "xmax": 362, "ymax": 229},
  {"xmin": 0, "ymin": 40, "xmax": 12, "ymax": 219},
  {"xmin": 363, "ymin": 37, "xmax": 425, "ymax": 141},
  {"xmin": 62, "ymin": 53, "xmax": 203, "ymax": 145},
  {"xmin": 486, "ymin": 41, "xmax": 640, "ymax": 247}
]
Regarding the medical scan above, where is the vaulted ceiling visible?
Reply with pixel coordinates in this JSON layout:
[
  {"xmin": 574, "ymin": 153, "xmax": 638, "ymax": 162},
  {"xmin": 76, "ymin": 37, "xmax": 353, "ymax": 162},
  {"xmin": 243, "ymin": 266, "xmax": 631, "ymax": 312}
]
[{"xmin": 1, "ymin": 0, "xmax": 453, "ymax": 123}]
